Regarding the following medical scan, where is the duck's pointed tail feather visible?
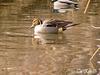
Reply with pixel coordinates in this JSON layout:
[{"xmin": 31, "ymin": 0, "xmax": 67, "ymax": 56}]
[{"xmin": 66, "ymin": 23, "xmax": 80, "ymax": 28}]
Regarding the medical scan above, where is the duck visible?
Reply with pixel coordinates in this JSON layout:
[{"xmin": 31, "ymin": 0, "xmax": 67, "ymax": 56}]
[
  {"xmin": 31, "ymin": 18, "xmax": 79, "ymax": 34},
  {"xmin": 53, "ymin": 0, "xmax": 79, "ymax": 12}
]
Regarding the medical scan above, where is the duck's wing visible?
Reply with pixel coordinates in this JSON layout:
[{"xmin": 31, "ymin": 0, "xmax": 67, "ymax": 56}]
[
  {"xmin": 43, "ymin": 19, "xmax": 77, "ymax": 28},
  {"xmin": 48, "ymin": 20, "xmax": 73, "ymax": 27}
]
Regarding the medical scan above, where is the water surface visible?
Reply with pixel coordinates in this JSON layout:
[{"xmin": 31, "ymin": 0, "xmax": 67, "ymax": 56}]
[{"xmin": 0, "ymin": 0, "xmax": 100, "ymax": 75}]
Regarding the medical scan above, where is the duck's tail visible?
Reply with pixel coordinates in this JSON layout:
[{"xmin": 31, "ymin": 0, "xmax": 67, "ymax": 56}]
[
  {"xmin": 62, "ymin": 23, "xmax": 80, "ymax": 31},
  {"xmin": 91, "ymin": 25, "xmax": 100, "ymax": 29},
  {"xmin": 66, "ymin": 23, "xmax": 80, "ymax": 28}
]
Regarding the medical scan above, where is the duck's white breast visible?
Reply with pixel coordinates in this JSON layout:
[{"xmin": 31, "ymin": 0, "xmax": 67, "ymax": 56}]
[{"xmin": 34, "ymin": 25, "xmax": 58, "ymax": 34}]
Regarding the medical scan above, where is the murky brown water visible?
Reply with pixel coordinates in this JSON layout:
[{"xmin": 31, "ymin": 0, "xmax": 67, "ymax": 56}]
[{"xmin": 0, "ymin": 0, "xmax": 100, "ymax": 75}]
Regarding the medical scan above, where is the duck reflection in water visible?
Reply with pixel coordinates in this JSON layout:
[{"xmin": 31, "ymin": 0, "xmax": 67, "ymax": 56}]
[
  {"xmin": 52, "ymin": 0, "xmax": 79, "ymax": 13},
  {"xmin": 32, "ymin": 33, "xmax": 66, "ymax": 44}
]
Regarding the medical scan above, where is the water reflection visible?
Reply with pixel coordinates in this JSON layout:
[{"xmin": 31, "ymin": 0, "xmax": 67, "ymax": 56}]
[
  {"xmin": 33, "ymin": 33, "xmax": 66, "ymax": 44},
  {"xmin": 0, "ymin": 0, "xmax": 14, "ymax": 3}
]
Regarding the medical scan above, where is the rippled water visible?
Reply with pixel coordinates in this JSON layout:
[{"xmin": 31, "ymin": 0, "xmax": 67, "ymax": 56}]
[{"xmin": 0, "ymin": 0, "xmax": 100, "ymax": 75}]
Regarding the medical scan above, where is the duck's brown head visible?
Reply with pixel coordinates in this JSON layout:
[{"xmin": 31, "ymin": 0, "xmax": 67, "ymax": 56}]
[{"xmin": 31, "ymin": 18, "xmax": 42, "ymax": 28}]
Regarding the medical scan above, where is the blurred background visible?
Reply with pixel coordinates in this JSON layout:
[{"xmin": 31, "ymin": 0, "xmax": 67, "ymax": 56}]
[{"xmin": 0, "ymin": 0, "xmax": 100, "ymax": 75}]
